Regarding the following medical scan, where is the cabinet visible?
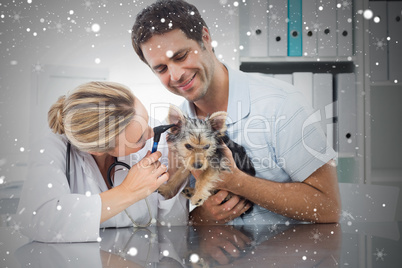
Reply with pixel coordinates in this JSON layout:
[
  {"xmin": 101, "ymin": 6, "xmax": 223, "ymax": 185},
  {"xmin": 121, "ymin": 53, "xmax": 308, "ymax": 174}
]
[{"xmin": 238, "ymin": 0, "xmax": 366, "ymax": 184}]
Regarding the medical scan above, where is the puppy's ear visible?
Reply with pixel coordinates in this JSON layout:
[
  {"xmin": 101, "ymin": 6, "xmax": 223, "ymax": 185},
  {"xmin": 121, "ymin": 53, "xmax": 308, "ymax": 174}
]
[
  {"xmin": 209, "ymin": 111, "xmax": 227, "ymax": 134},
  {"xmin": 167, "ymin": 104, "xmax": 184, "ymax": 134}
]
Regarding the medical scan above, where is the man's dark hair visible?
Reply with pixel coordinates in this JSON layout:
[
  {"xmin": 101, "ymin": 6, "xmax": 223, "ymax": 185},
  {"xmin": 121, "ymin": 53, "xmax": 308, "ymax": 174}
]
[{"xmin": 131, "ymin": 0, "xmax": 209, "ymax": 63}]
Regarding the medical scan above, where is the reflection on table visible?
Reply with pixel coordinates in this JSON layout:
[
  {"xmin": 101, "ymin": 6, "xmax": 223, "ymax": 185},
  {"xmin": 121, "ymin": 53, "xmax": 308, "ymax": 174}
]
[{"xmin": 6, "ymin": 221, "xmax": 400, "ymax": 267}]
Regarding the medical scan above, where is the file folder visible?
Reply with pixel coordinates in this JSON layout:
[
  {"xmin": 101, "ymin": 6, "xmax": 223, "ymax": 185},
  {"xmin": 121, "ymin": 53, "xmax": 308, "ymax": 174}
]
[
  {"xmin": 274, "ymin": 74, "xmax": 293, "ymax": 84},
  {"xmin": 335, "ymin": 73, "xmax": 356, "ymax": 156},
  {"xmin": 369, "ymin": 1, "xmax": 388, "ymax": 82},
  {"xmin": 387, "ymin": 1, "xmax": 402, "ymax": 82},
  {"xmin": 239, "ymin": 0, "xmax": 268, "ymax": 57},
  {"xmin": 302, "ymin": 0, "xmax": 318, "ymax": 57},
  {"xmin": 317, "ymin": 0, "xmax": 337, "ymax": 57},
  {"xmin": 313, "ymin": 73, "xmax": 334, "ymax": 148},
  {"xmin": 293, "ymin": 72, "xmax": 313, "ymax": 107},
  {"xmin": 288, "ymin": 0, "xmax": 302, "ymax": 56},
  {"xmin": 268, "ymin": 0, "xmax": 288, "ymax": 56},
  {"xmin": 336, "ymin": 0, "xmax": 353, "ymax": 56}
]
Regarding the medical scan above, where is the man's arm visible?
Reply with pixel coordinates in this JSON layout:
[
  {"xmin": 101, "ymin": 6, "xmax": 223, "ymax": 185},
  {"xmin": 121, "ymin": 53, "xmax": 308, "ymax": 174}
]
[{"xmin": 190, "ymin": 148, "xmax": 341, "ymax": 224}]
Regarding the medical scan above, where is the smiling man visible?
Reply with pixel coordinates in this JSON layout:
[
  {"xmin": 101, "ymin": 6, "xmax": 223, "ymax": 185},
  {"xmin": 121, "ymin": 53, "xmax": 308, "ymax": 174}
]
[{"xmin": 131, "ymin": 0, "xmax": 341, "ymax": 225}]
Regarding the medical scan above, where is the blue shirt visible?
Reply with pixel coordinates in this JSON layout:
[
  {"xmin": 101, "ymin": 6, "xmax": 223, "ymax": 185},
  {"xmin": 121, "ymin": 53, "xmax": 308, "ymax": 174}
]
[{"xmin": 181, "ymin": 66, "xmax": 337, "ymax": 224}]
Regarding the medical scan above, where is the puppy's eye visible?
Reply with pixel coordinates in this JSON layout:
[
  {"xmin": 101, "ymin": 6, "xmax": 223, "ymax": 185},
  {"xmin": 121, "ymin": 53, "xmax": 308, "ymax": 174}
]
[
  {"xmin": 203, "ymin": 144, "xmax": 210, "ymax": 150},
  {"xmin": 185, "ymin": 144, "xmax": 193, "ymax": 150}
]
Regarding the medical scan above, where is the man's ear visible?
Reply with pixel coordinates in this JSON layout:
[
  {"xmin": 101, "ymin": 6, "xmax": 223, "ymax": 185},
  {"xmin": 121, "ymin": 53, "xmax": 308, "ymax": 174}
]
[
  {"xmin": 201, "ymin": 26, "xmax": 213, "ymax": 50},
  {"xmin": 167, "ymin": 104, "xmax": 184, "ymax": 134},
  {"xmin": 208, "ymin": 111, "xmax": 227, "ymax": 135}
]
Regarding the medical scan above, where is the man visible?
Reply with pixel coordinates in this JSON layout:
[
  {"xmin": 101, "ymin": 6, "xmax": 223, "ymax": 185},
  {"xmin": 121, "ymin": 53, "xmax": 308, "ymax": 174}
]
[{"xmin": 131, "ymin": 0, "xmax": 341, "ymax": 225}]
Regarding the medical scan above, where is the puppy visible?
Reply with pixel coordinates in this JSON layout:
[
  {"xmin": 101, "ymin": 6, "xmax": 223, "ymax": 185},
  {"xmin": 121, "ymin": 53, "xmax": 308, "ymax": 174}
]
[{"xmin": 158, "ymin": 105, "xmax": 255, "ymax": 206}]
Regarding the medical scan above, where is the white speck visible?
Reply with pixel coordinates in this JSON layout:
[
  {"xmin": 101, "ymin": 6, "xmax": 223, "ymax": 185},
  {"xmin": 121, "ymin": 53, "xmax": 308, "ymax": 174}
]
[
  {"xmin": 168, "ymin": 22, "xmax": 173, "ymax": 28},
  {"xmin": 20, "ymin": 147, "xmax": 25, "ymax": 152},
  {"xmin": 107, "ymin": 206, "xmax": 110, "ymax": 210},
  {"xmin": 48, "ymin": 183, "xmax": 53, "ymax": 188},
  {"xmin": 40, "ymin": 149, "xmax": 45, "ymax": 153},
  {"xmin": 161, "ymin": 18, "xmax": 165, "ymax": 23},
  {"xmin": 27, "ymin": 0, "xmax": 32, "ymax": 4},
  {"xmin": 373, "ymin": 16, "xmax": 380, "ymax": 23},
  {"xmin": 234, "ymin": 2, "xmax": 239, "ymax": 7},
  {"xmin": 382, "ymin": 203, "xmax": 386, "ymax": 207},
  {"xmin": 189, "ymin": 253, "xmax": 200, "ymax": 263},
  {"xmin": 127, "ymin": 247, "xmax": 138, "ymax": 256},
  {"xmin": 33, "ymin": 211, "xmax": 36, "ymax": 215},
  {"xmin": 394, "ymin": 80, "xmax": 398, "ymax": 84},
  {"xmin": 95, "ymin": 58, "xmax": 101, "ymax": 64},
  {"xmin": 246, "ymin": 31, "xmax": 251, "ymax": 36},
  {"xmin": 166, "ymin": 50, "xmax": 173, "ymax": 58},
  {"xmin": 162, "ymin": 250, "xmax": 169, "ymax": 256},
  {"xmin": 33, "ymin": 32, "xmax": 37, "ymax": 36},
  {"xmin": 363, "ymin": 9, "xmax": 374, "ymax": 20},
  {"xmin": 85, "ymin": 191, "xmax": 92, "ymax": 197},
  {"xmin": 56, "ymin": 205, "xmax": 62, "ymax": 210},
  {"xmin": 318, "ymin": 6, "xmax": 323, "ymax": 11},
  {"xmin": 91, "ymin": 23, "xmax": 100, "ymax": 33},
  {"xmin": 26, "ymin": 28, "xmax": 31, "ymax": 32},
  {"xmin": 194, "ymin": 50, "xmax": 198, "ymax": 54},
  {"xmin": 0, "ymin": 176, "xmax": 4, "ymax": 184},
  {"xmin": 211, "ymin": 40, "xmax": 218, "ymax": 48},
  {"xmin": 69, "ymin": 10, "xmax": 74, "ymax": 15},
  {"xmin": 302, "ymin": 256, "xmax": 307, "ymax": 260},
  {"xmin": 190, "ymin": 11, "xmax": 195, "ymax": 16},
  {"xmin": 347, "ymin": 221, "xmax": 352, "ymax": 226},
  {"xmin": 11, "ymin": 60, "xmax": 18, "ymax": 65}
]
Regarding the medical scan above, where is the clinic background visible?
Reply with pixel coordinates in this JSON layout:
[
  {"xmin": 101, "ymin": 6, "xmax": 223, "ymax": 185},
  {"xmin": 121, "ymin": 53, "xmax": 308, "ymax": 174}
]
[
  {"xmin": 0, "ymin": 0, "xmax": 239, "ymax": 187},
  {"xmin": 1, "ymin": 0, "xmax": 402, "ymax": 222}
]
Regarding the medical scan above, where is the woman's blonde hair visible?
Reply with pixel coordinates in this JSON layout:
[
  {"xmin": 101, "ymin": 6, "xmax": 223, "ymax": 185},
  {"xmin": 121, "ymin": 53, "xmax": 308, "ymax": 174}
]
[{"xmin": 48, "ymin": 81, "xmax": 136, "ymax": 153}]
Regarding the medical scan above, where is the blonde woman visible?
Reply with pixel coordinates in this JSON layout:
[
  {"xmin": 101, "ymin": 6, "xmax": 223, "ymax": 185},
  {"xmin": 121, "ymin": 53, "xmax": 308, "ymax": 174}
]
[{"xmin": 16, "ymin": 81, "xmax": 188, "ymax": 242}]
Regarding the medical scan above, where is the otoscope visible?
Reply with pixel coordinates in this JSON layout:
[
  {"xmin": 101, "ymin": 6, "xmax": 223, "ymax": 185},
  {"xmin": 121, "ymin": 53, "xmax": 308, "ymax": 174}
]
[{"xmin": 151, "ymin": 124, "xmax": 176, "ymax": 153}]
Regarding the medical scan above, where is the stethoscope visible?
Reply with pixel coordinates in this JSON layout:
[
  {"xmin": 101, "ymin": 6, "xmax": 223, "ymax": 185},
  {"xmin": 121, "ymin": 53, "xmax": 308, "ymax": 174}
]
[{"xmin": 64, "ymin": 124, "xmax": 175, "ymax": 227}]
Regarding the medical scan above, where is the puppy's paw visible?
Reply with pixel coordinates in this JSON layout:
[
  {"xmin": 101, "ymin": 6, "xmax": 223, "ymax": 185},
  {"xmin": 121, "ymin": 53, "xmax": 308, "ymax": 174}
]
[
  {"xmin": 158, "ymin": 184, "xmax": 173, "ymax": 199},
  {"xmin": 191, "ymin": 197, "xmax": 206, "ymax": 207},
  {"xmin": 181, "ymin": 187, "xmax": 194, "ymax": 199}
]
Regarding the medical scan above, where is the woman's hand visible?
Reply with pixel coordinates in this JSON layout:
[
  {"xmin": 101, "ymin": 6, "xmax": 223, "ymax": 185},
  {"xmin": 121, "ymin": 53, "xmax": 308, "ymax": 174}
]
[
  {"xmin": 100, "ymin": 151, "xmax": 169, "ymax": 223},
  {"xmin": 119, "ymin": 151, "xmax": 169, "ymax": 201}
]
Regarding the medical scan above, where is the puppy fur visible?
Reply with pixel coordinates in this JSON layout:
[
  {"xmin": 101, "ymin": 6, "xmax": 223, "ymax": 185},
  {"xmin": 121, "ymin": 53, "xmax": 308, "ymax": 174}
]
[{"xmin": 158, "ymin": 105, "xmax": 255, "ymax": 206}]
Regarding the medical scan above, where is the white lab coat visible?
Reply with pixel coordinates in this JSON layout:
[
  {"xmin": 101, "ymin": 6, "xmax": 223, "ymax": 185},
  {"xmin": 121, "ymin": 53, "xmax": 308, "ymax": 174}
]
[{"xmin": 15, "ymin": 128, "xmax": 188, "ymax": 243}]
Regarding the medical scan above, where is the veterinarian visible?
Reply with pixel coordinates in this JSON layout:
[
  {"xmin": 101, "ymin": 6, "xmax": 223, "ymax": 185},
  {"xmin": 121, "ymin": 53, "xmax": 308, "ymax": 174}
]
[
  {"xmin": 131, "ymin": 0, "xmax": 341, "ymax": 225},
  {"xmin": 16, "ymin": 81, "xmax": 188, "ymax": 242}
]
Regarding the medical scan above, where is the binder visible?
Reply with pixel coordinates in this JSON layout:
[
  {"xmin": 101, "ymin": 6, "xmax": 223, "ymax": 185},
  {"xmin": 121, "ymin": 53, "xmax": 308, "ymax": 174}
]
[
  {"xmin": 336, "ymin": 0, "xmax": 353, "ymax": 56},
  {"xmin": 335, "ymin": 73, "xmax": 356, "ymax": 156},
  {"xmin": 274, "ymin": 74, "xmax": 293, "ymax": 84},
  {"xmin": 302, "ymin": 0, "xmax": 318, "ymax": 57},
  {"xmin": 293, "ymin": 72, "xmax": 313, "ymax": 107},
  {"xmin": 239, "ymin": 0, "xmax": 268, "ymax": 57},
  {"xmin": 317, "ymin": 0, "xmax": 337, "ymax": 57},
  {"xmin": 387, "ymin": 1, "xmax": 402, "ymax": 82},
  {"xmin": 268, "ymin": 0, "xmax": 288, "ymax": 56},
  {"xmin": 369, "ymin": 1, "xmax": 388, "ymax": 82},
  {"xmin": 288, "ymin": 0, "xmax": 302, "ymax": 56},
  {"xmin": 313, "ymin": 73, "xmax": 334, "ymax": 148}
]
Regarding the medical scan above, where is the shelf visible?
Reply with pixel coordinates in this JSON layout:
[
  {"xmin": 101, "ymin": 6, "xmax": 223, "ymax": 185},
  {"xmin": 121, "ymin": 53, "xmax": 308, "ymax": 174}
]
[
  {"xmin": 240, "ymin": 61, "xmax": 355, "ymax": 75},
  {"xmin": 240, "ymin": 56, "xmax": 356, "ymax": 63},
  {"xmin": 370, "ymin": 81, "xmax": 402, "ymax": 87},
  {"xmin": 371, "ymin": 169, "xmax": 402, "ymax": 183}
]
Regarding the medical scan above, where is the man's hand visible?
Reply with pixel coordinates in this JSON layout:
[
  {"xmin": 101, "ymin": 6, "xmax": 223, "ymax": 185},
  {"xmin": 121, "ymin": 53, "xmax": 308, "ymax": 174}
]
[{"xmin": 189, "ymin": 190, "xmax": 252, "ymax": 225}]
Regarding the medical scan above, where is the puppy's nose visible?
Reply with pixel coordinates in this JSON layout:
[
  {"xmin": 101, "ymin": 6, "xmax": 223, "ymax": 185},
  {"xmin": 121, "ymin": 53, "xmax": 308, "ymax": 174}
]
[{"xmin": 193, "ymin": 162, "xmax": 203, "ymax": 169}]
